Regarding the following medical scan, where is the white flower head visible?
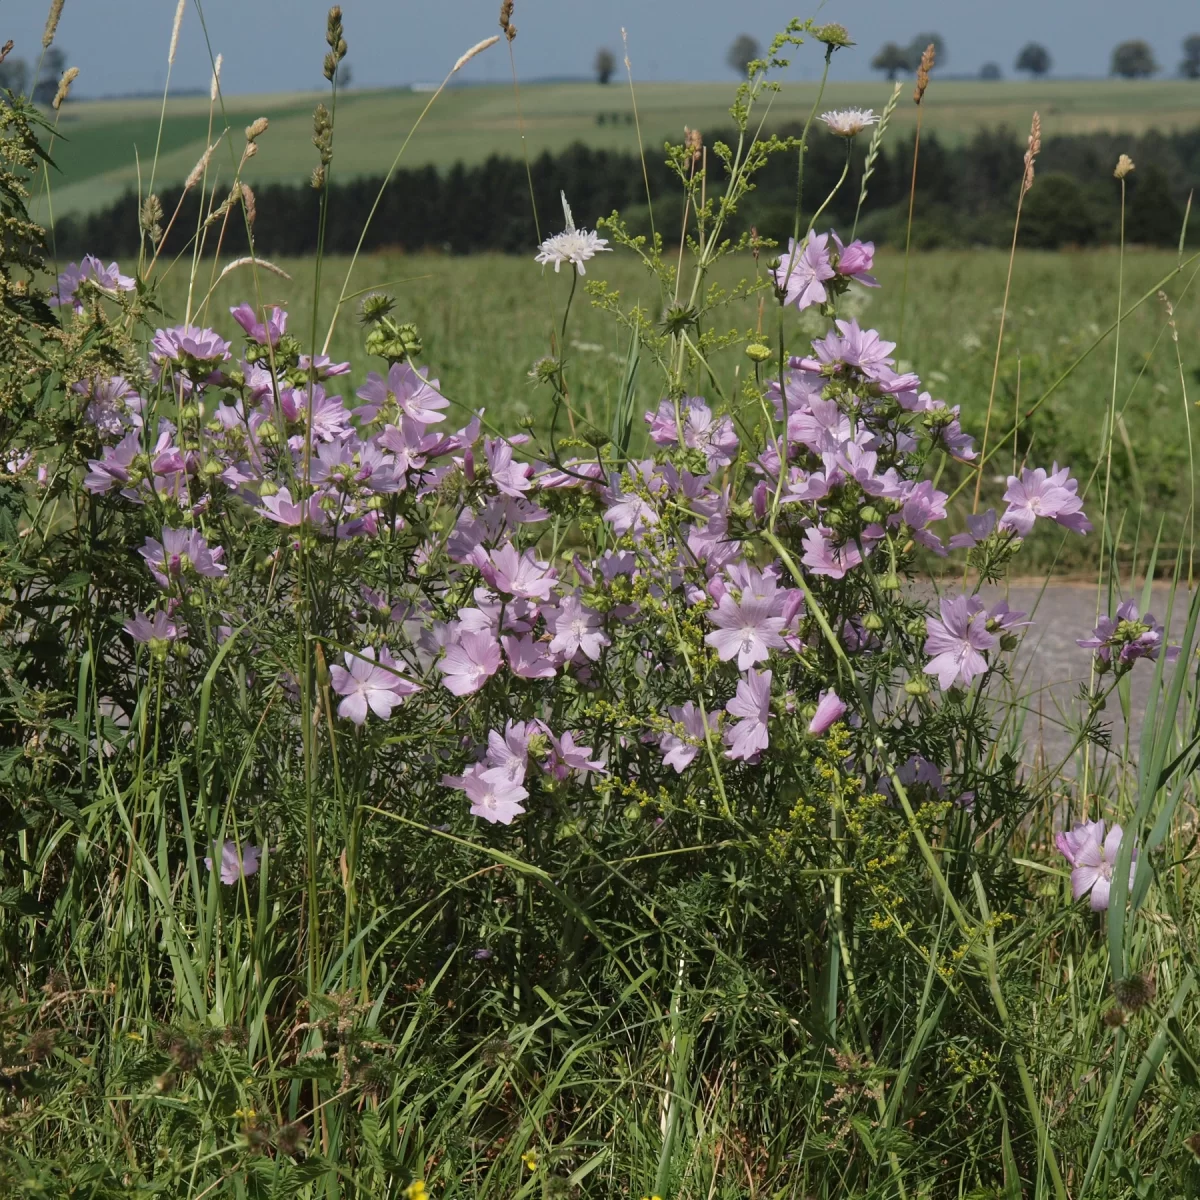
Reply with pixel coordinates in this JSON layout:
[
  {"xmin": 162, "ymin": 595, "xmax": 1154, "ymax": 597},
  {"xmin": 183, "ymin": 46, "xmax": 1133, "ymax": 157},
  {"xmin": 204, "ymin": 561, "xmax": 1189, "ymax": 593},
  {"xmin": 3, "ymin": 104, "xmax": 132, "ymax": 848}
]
[
  {"xmin": 534, "ymin": 191, "xmax": 611, "ymax": 276},
  {"xmin": 819, "ymin": 108, "xmax": 879, "ymax": 137}
]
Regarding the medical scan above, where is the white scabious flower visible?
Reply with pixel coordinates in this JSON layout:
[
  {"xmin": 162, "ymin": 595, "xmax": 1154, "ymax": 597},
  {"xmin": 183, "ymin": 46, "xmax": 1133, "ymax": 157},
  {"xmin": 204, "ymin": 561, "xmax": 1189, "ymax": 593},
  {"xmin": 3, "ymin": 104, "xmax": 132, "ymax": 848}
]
[
  {"xmin": 534, "ymin": 193, "xmax": 612, "ymax": 276},
  {"xmin": 819, "ymin": 108, "xmax": 879, "ymax": 137}
]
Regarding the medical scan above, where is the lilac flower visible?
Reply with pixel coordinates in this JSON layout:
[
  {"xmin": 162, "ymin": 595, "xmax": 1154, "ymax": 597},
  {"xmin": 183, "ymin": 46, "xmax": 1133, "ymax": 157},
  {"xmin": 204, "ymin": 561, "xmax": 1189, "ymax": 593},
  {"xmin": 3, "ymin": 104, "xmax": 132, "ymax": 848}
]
[
  {"xmin": 150, "ymin": 325, "xmax": 232, "ymax": 370},
  {"xmin": 948, "ymin": 508, "xmax": 998, "ymax": 550},
  {"xmin": 298, "ymin": 353, "xmax": 352, "ymax": 378},
  {"xmin": 1001, "ymin": 463, "xmax": 1091, "ymax": 537},
  {"xmin": 230, "ymin": 303, "xmax": 287, "ymax": 345},
  {"xmin": 724, "ymin": 668, "xmax": 771, "ymax": 762},
  {"xmin": 72, "ymin": 375, "xmax": 144, "ymax": 438},
  {"xmin": 481, "ymin": 727, "xmax": 530, "ymax": 784},
  {"xmin": 801, "ymin": 526, "xmax": 864, "ymax": 580},
  {"xmin": 644, "ymin": 397, "xmax": 739, "ymax": 468},
  {"xmin": 484, "ymin": 438, "xmax": 533, "ymax": 498},
  {"xmin": 85, "ymin": 430, "xmax": 141, "ymax": 496},
  {"xmin": 549, "ymin": 593, "xmax": 610, "ymax": 662},
  {"xmin": 1055, "ymin": 819, "xmax": 1136, "ymax": 911},
  {"xmin": 258, "ymin": 487, "xmax": 326, "ymax": 528},
  {"xmin": 603, "ymin": 489, "xmax": 659, "ymax": 536},
  {"xmin": 123, "ymin": 609, "xmax": 183, "ymax": 646},
  {"xmin": 923, "ymin": 594, "xmax": 997, "ymax": 689},
  {"xmin": 898, "ymin": 481, "xmax": 949, "ymax": 555},
  {"xmin": 502, "ymin": 634, "xmax": 558, "ymax": 680},
  {"xmin": 205, "ymin": 840, "xmax": 262, "ymax": 885},
  {"xmin": 704, "ymin": 594, "xmax": 786, "ymax": 670},
  {"xmin": 356, "ymin": 362, "xmax": 449, "ymax": 426},
  {"xmin": 808, "ymin": 689, "xmax": 847, "ymax": 736},
  {"xmin": 139, "ymin": 528, "xmax": 227, "ymax": 589},
  {"xmin": 330, "ymin": 646, "xmax": 420, "ymax": 724},
  {"xmin": 832, "ymin": 232, "xmax": 879, "ymax": 287},
  {"xmin": 545, "ymin": 730, "xmax": 606, "ymax": 780},
  {"xmin": 657, "ymin": 701, "xmax": 708, "ymax": 773},
  {"xmin": 464, "ymin": 768, "xmax": 529, "ymax": 825},
  {"xmin": 51, "ymin": 255, "xmax": 135, "ymax": 312},
  {"xmin": 439, "ymin": 631, "xmax": 503, "ymax": 696},
  {"xmin": 483, "ymin": 543, "xmax": 557, "ymax": 601},
  {"xmin": 773, "ymin": 234, "xmax": 835, "ymax": 311},
  {"xmin": 278, "ymin": 384, "xmax": 353, "ymax": 445},
  {"xmin": 811, "ymin": 319, "xmax": 897, "ymax": 380},
  {"xmin": 1078, "ymin": 599, "xmax": 1174, "ymax": 671}
]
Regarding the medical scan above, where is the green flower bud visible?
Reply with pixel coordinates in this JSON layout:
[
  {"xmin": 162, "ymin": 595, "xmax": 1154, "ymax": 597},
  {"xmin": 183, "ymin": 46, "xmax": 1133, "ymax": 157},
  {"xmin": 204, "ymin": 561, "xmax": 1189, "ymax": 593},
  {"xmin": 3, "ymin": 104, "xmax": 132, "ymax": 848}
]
[
  {"xmin": 904, "ymin": 678, "xmax": 931, "ymax": 696},
  {"xmin": 745, "ymin": 342, "xmax": 772, "ymax": 363},
  {"xmin": 623, "ymin": 802, "xmax": 642, "ymax": 823},
  {"xmin": 862, "ymin": 611, "xmax": 884, "ymax": 631},
  {"xmin": 881, "ymin": 571, "xmax": 902, "ymax": 592},
  {"xmin": 999, "ymin": 633, "xmax": 1019, "ymax": 652},
  {"xmin": 859, "ymin": 505, "xmax": 882, "ymax": 524}
]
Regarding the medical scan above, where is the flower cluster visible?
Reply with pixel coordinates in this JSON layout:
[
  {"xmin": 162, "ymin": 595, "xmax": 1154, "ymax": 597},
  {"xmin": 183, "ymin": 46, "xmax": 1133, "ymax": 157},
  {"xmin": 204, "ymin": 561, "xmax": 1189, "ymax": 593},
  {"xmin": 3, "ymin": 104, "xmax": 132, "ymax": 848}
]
[{"xmin": 41, "ymin": 239, "xmax": 1098, "ymax": 849}]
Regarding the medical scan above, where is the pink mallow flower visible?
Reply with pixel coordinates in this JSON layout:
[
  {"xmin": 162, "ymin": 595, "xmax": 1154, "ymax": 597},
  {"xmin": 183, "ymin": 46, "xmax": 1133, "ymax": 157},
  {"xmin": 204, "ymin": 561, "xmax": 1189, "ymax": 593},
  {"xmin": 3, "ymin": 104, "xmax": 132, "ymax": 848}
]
[
  {"xmin": 1055, "ymin": 819, "xmax": 1136, "ymax": 911},
  {"xmin": 330, "ymin": 646, "xmax": 420, "ymax": 724},
  {"xmin": 808, "ymin": 689, "xmax": 847, "ymax": 735},
  {"xmin": 139, "ymin": 528, "xmax": 226, "ymax": 590},
  {"xmin": 704, "ymin": 594, "xmax": 787, "ymax": 670},
  {"xmin": 1001, "ymin": 463, "xmax": 1091, "ymax": 537},
  {"xmin": 923, "ymin": 594, "xmax": 996, "ymax": 690},
  {"xmin": 439, "ymin": 631, "xmax": 503, "ymax": 696},
  {"xmin": 832, "ymin": 232, "xmax": 878, "ymax": 287},
  {"xmin": 355, "ymin": 362, "xmax": 449, "ymax": 426},
  {"xmin": 464, "ymin": 768, "xmax": 529, "ymax": 825},
  {"xmin": 545, "ymin": 731, "xmax": 606, "ymax": 781},
  {"xmin": 657, "ymin": 701, "xmax": 708, "ymax": 773},
  {"xmin": 124, "ymin": 609, "xmax": 183, "ymax": 646},
  {"xmin": 230, "ymin": 303, "xmax": 287, "ymax": 346},
  {"xmin": 724, "ymin": 668, "xmax": 771, "ymax": 762},
  {"xmin": 773, "ymin": 234, "xmax": 835, "ymax": 311},
  {"xmin": 549, "ymin": 593, "xmax": 610, "ymax": 662},
  {"xmin": 205, "ymin": 840, "xmax": 262, "ymax": 885}
]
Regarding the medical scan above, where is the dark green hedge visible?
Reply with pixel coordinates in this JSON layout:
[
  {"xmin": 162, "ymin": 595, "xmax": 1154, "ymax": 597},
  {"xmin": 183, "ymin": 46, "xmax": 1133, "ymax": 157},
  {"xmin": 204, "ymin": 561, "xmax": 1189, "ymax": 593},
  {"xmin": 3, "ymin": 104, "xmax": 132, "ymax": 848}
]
[{"xmin": 53, "ymin": 123, "xmax": 1199, "ymax": 260}]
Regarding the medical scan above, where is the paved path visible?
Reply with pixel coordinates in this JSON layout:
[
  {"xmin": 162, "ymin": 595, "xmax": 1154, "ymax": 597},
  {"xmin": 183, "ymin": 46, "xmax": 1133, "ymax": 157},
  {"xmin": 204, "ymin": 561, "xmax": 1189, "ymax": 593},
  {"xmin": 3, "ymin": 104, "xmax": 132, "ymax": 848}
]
[{"xmin": 972, "ymin": 583, "xmax": 1194, "ymax": 770}]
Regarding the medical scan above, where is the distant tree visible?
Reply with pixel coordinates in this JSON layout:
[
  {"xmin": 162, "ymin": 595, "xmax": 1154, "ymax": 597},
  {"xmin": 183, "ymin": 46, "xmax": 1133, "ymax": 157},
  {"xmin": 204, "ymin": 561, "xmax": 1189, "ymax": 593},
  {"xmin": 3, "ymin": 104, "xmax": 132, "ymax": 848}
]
[
  {"xmin": 336, "ymin": 61, "xmax": 352, "ymax": 88},
  {"xmin": 1181, "ymin": 34, "xmax": 1200, "ymax": 78},
  {"xmin": 871, "ymin": 42, "xmax": 910, "ymax": 80},
  {"xmin": 1111, "ymin": 39, "xmax": 1158, "ymax": 78},
  {"xmin": 1015, "ymin": 42, "xmax": 1052, "ymax": 78},
  {"xmin": 0, "ymin": 54, "xmax": 30, "ymax": 97},
  {"xmin": 726, "ymin": 34, "xmax": 760, "ymax": 78},
  {"xmin": 906, "ymin": 32, "xmax": 946, "ymax": 71},
  {"xmin": 1126, "ymin": 164, "xmax": 1184, "ymax": 245},
  {"xmin": 594, "ymin": 48, "xmax": 616, "ymax": 85},
  {"xmin": 31, "ymin": 46, "xmax": 64, "ymax": 106},
  {"xmin": 979, "ymin": 61, "xmax": 1002, "ymax": 81}
]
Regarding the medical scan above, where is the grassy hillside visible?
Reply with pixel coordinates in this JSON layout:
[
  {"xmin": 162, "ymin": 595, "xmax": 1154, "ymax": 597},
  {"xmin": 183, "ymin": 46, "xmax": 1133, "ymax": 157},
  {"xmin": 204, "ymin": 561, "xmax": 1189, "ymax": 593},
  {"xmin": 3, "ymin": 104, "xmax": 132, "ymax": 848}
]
[{"xmin": 38, "ymin": 78, "xmax": 1200, "ymax": 218}]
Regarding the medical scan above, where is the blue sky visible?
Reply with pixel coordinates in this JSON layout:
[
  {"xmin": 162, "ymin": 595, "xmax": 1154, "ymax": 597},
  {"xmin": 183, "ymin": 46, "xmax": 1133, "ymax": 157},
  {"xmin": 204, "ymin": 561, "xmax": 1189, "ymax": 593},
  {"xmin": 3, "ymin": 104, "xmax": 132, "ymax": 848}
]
[{"xmin": 1, "ymin": 0, "xmax": 1195, "ymax": 95}]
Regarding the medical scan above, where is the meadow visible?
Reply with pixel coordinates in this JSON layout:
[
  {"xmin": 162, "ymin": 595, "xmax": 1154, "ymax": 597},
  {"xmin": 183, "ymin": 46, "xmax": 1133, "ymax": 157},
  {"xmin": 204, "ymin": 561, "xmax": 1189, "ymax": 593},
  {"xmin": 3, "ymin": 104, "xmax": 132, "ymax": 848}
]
[{"xmin": 40, "ymin": 77, "xmax": 1200, "ymax": 218}]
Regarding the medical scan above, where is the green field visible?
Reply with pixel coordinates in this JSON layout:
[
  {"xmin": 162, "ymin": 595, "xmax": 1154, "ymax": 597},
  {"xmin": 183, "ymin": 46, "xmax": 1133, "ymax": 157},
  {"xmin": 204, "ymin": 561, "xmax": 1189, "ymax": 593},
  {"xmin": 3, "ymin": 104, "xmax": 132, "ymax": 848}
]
[
  {"xmin": 148, "ymin": 245, "xmax": 1200, "ymax": 565},
  {"xmin": 39, "ymin": 77, "xmax": 1200, "ymax": 218}
]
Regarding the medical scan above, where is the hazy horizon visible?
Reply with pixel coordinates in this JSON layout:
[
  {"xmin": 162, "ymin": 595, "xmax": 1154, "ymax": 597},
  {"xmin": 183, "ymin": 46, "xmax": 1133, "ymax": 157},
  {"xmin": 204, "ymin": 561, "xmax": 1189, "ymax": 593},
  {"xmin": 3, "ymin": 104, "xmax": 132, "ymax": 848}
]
[{"xmin": 0, "ymin": 0, "xmax": 1195, "ymax": 99}]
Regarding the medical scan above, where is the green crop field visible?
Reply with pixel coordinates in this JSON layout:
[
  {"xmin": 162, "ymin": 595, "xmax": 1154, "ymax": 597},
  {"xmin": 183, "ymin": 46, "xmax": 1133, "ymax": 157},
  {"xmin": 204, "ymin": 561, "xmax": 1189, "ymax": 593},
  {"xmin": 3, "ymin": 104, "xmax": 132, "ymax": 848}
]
[
  {"xmin": 147, "ymin": 245, "xmax": 1200, "ymax": 565},
  {"xmin": 38, "ymin": 77, "xmax": 1200, "ymax": 219}
]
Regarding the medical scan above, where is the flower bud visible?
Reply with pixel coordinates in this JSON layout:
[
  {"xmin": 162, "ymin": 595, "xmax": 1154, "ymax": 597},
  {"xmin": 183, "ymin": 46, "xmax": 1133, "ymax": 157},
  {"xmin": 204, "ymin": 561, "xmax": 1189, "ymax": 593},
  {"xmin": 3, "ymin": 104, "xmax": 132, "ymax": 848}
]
[
  {"xmin": 745, "ymin": 342, "xmax": 772, "ymax": 363},
  {"xmin": 999, "ymin": 633, "xmax": 1019, "ymax": 652},
  {"xmin": 904, "ymin": 678, "xmax": 930, "ymax": 696},
  {"xmin": 314, "ymin": 643, "xmax": 331, "ymax": 688},
  {"xmin": 862, "ymin": 612, "xmax": 884, "ymax": 631}
]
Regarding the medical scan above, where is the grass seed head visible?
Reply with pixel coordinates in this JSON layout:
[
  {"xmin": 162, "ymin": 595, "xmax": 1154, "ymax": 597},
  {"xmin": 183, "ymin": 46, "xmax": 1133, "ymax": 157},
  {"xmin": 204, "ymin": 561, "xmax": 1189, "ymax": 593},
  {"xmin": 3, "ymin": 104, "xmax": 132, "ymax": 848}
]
[
  {"xmin": 42, "ymin": 0, "xmax": 65, "ymax": 49},
  {"xmin": 210, "ymin": 54, "xmax": 222, "ymax": 101},
  {"xmin": 51, "ymin": 66, "xmax": 78, "ymax": 110},
  {"xmin": 1114, "ymin": 153, "xmax": 1135, "ymax": 180},
  {"xmin": 1022, "ymin": 112, "xmax": 1041, "ymax": 194},
  {"xmin": 245, "ymin": 116, "xmax": 269, "ymax": 143},
  {"xmin": 914, "ymin": 42, "xmax": 935, "ymax": 104},
  {"xmin": 499, "ymin": 0, "xmax": 517, "ymax": 42},
  {"xmin": 0, "ymin": 40, "xmax": 14, "ymax": 66},
  {"xmin": 168, "ymin": 0, "xmax": 185, "ymax": 64}
]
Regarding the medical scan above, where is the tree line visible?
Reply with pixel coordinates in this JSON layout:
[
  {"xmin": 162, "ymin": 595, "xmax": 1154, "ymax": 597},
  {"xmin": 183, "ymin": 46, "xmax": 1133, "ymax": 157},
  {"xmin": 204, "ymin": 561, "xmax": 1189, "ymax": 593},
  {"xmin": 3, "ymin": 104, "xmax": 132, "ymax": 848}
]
[{"xmin": 52, "ymin": 123, "xmax": 1198, "ymax": 263}]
